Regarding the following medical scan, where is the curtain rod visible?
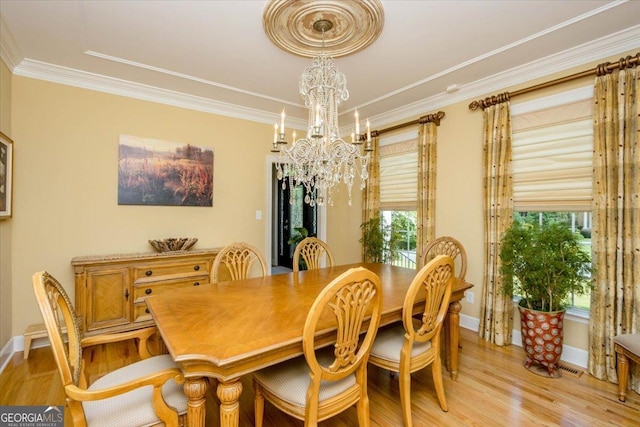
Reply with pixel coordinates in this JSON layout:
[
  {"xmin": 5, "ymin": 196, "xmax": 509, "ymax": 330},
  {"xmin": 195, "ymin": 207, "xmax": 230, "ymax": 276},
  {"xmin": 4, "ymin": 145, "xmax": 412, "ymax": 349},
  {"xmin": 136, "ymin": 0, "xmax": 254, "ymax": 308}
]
[
  {"xmin": 468, "ymin": 52, "xmax": 639, "ymax": 111},
  {"xmin": 364, "ymin": 111, "xmax": 445, "ymax": 139}
]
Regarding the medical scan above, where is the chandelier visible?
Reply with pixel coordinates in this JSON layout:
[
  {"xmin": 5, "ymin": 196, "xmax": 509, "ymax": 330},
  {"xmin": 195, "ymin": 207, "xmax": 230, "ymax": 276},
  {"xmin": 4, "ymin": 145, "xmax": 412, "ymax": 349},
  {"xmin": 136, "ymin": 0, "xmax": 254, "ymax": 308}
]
[{"xmin": 270, "ymin": 19, "xmax": 372, "ymax": 207}]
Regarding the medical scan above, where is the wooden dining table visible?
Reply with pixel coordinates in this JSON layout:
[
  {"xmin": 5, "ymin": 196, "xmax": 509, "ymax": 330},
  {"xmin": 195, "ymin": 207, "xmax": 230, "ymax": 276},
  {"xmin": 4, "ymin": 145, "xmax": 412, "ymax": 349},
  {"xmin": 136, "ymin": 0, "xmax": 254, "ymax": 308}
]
[{"xmin": 146, "ymin": 262, "xmax": 473, "ymax": 427}]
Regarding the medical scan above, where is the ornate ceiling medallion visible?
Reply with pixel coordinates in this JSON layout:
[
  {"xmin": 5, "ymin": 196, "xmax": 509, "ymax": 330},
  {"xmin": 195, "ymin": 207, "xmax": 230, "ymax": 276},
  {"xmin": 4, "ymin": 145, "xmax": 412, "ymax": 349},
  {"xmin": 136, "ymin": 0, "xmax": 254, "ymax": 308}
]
[{"xmin": 263, "ymin": 0, "xmax": 384, "ymax": 58}]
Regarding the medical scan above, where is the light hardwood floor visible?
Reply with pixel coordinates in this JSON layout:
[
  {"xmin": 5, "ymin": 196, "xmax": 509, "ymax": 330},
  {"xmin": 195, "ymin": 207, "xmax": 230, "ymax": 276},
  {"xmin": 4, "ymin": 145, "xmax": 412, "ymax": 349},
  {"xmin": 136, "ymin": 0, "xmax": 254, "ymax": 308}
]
[{"xmin": 1, "ymin": 328, "xmax": 638, "ymax": 426}]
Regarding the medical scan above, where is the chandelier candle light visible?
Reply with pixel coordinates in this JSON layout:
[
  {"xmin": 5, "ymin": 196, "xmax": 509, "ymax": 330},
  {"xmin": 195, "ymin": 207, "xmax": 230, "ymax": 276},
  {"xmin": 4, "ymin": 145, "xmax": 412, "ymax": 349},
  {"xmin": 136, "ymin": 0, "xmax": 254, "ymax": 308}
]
[{"xmin": 270, "ymin": 19, "xmax": 372, "ymax": 207}]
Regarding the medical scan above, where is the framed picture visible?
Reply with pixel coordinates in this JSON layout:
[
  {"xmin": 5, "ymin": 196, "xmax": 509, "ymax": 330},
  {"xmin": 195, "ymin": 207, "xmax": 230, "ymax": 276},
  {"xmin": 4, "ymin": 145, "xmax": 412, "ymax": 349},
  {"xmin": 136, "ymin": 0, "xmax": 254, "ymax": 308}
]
[
  {"xmin": 118, "ymin": 135, "xmax": 214, "ymax": 207},
  {"xmin": 0, "ymin": 132, "xmax": 13, "ymax": 219}
]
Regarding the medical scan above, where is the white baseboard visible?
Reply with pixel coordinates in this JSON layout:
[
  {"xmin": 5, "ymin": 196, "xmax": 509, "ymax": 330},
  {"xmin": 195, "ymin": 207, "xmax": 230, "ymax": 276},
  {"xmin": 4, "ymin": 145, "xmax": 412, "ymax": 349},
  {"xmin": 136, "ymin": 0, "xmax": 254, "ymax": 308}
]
[
  {"xmin": 0, "ymin": 335, "xmax": 18, "ymax": 374},
  {"xmin": 460, "ymin": 313, "xmax": 588, "ymax": 369},
  {"xmin": 460, "ymin": 313, "xmax": 480, "ymax": 331}
]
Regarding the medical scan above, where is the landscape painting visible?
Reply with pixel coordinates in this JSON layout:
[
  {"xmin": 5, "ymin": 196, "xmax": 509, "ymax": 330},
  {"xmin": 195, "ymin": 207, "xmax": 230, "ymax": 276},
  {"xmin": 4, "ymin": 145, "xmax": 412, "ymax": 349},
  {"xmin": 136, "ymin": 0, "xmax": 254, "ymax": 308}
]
[{"xmin": 118, "ymin": 135, "xmax": 214, "ymax": 206}]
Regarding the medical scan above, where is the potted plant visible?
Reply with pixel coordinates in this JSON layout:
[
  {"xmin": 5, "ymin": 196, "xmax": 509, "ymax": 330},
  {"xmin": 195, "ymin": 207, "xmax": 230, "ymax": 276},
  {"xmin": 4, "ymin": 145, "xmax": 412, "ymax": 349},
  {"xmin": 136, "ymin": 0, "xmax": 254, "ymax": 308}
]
[
  {"xmin": 499, "ymin": 221, "xmax": 593, "ymax": 377},
  {"xmin": 360, "ymin": 215, "xmax": 399, "ymax": 263},
  {"xmin": 288, "ymin": 227, "xmax": 309, "ymax": 270}
]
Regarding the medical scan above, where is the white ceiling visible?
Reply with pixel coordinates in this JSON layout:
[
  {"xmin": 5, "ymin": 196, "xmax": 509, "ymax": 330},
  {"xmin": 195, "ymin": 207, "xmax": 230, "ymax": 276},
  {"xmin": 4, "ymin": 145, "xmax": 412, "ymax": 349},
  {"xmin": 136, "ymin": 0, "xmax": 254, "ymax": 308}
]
[{"xmin": 1, "ymin": 0, "xmax": 639, "ymax": 131}]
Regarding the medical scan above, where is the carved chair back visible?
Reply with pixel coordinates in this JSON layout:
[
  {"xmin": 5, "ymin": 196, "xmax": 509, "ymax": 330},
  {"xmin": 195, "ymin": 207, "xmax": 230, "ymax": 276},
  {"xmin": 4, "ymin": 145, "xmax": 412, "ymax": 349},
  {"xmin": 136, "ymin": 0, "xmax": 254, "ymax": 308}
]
[
  {"xmin": 212, "ymin": 242, "xmax": 268, "ymax": 283},
  {"xmin": 292, "ymin": 237, "xmax": 335, "ymax": 272},
  {"xmin": 421, "ymin": 236, "xmax": 467, "ymax": 281}
]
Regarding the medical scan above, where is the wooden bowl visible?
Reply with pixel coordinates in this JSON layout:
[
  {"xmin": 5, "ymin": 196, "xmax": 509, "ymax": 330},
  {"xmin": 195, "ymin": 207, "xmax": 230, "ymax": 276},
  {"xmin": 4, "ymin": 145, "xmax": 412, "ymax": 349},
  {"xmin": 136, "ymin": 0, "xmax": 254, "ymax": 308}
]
[{"xmin": 149, "ymin": 237, "xmax": 198, "ymax": 252}]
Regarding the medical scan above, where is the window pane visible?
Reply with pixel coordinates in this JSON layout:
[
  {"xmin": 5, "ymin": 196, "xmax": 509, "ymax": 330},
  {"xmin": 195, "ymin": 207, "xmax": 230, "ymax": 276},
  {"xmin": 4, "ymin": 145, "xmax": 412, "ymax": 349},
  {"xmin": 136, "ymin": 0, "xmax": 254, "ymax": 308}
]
[
  {"xmin": 514, "ymin": 211, "xmax": 592, "ymax": 311},
  {"xmin": 381, "ymin": 210, "xmax": 417, "ymax": 269}
]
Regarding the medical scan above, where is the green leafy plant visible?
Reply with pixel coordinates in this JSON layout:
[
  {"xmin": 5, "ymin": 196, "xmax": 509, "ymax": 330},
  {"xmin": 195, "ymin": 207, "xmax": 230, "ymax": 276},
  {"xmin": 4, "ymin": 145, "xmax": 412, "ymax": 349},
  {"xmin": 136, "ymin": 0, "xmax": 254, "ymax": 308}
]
[
  {"xmin": 287, "ymin": 227, "xmax": 308, "ymax": 246},
  {"xmin": 288, "ymin": 227, "xmax": 309, "ymax": 270},
  {"xmin": 360, "ymin": 216, "xmax": 400, "ymax": 263},
  {"xmin": 391, "ymin": 211, "xmax": 417, "ymax": 251},
  {"xmin": 499, "ymin": 221, "xmax": 593, "ymax": 312}
]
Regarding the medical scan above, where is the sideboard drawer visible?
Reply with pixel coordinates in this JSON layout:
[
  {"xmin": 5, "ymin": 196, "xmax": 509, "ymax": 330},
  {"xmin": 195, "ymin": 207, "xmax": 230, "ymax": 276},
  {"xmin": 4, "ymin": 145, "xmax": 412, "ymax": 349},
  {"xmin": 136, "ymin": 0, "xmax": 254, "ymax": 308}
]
[
  {"xmin": 133, "ymin": 260, "xmax": 210, "ymax": 280},
  {"xmin": 133, "ymin": 275, "xmax": 209, "ymax": 302},
  {"xmin": 134, "ymin": 302, "xmax": 153, "ymax": 323}
]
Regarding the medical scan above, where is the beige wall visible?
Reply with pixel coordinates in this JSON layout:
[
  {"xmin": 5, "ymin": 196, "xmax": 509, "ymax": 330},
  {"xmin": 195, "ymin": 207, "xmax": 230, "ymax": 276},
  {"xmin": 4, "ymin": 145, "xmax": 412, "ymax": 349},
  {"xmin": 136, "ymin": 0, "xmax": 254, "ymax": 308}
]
[
  {"xmin": 326, "ymin": 185, "xmax": 364, "ymax": 265},
  {"xmin": 1, "ymin": 59, "xmax": 13, "ymax": 348},
  {"xmin": 9, "ymin": 76, "xmax": 277, "ymax": 337}
]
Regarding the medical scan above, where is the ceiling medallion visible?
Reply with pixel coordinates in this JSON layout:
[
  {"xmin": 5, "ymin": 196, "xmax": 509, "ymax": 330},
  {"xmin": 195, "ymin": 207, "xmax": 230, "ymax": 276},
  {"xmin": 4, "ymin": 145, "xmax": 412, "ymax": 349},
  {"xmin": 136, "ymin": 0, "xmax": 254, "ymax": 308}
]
[{"xmin": 263, "ymin": 0, "xmax": 384, "ymax": 58}]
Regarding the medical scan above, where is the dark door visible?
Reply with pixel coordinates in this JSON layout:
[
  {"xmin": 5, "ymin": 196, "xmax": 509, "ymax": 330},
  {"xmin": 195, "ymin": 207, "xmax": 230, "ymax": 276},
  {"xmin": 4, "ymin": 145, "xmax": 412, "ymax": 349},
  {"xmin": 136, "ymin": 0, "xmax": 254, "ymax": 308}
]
[{"xmin": 275, "ymin": 166, "xmax": 317, "ymax": 269}]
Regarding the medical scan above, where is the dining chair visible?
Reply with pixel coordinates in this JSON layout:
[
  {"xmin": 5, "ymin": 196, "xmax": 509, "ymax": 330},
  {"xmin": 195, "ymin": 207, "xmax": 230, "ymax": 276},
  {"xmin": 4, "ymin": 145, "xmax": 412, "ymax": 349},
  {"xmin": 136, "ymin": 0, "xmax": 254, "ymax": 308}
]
[
  {"xmin": 252, "ymin": 267, "xmax": 383, "ymax": 427},
  {"xmin": 292, "ymin": 236, "xmax": 335, "ymax": 272},
  {"xmin": 421, "ymin": 236, "xmax": 467, "ymax": 281},
  {"xmin": 368, "ymin": 255, "xmax": 454, "ymax": 427},
  {"xmin": 211, "ymin": 241, "xmax": 268, "ymax": 283},
  {"xmin": 614, "ymin": 333, "xmax": 640, "ymax": 401},
  {"xmin": 32, "ymin": 271, "xmax": 187, "ymax": 427}
]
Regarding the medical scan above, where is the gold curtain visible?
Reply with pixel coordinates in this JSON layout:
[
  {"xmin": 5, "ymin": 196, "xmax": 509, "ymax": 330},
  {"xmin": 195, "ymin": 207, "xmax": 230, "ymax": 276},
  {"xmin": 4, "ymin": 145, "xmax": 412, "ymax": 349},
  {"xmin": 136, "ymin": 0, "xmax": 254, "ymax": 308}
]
[
  {"xmin": 416, "ymin": 121, "xmax": 437, "ymax": 265},
  {"xmin": 589, "ymin": 62, "xmax": 640, "ymax": 394},
  {"xmin": 478, "ymin": 99, "xmax": 514, "ymax": 346},
  {"xmin": 362, "ymin": 135, "xmax": 380, "ymax": 261}
]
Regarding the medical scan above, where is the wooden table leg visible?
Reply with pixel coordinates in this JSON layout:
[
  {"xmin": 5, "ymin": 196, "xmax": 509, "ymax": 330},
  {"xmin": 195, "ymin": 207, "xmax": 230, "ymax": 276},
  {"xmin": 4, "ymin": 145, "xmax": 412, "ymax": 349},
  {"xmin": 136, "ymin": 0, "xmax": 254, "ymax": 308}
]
[
  {"xmin": 445, "ymin": 300, "xmax": 462, "ymax": 380},
  {"xmin": 217, "ymin": 378, "xmax": 243, "ymax": 427},
  {"xmin": 617, "ymin": 352, "xmax": 629, "ymax": 402},
  {"xmin": 183, "ymin": 377, "xmax": 207, "ymax": 427}
]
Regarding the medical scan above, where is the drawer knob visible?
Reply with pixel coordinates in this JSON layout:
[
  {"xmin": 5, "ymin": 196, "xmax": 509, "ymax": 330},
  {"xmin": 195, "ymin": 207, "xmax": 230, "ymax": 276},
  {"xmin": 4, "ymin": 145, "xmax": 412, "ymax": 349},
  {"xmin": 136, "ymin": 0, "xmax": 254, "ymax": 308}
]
[
  {"xmin": 194, "ymin": 265, "xmax": 200, "ymax": 271},
  {"xmin": 145, "ymin": 288, "xmax": 152, "ymax": 295},
  {"xmin": 145, "ymin": 308, "xmax": 150, "ymax": 314},
  {"xmin": 193, "ymin": 282, "xmax": 200, "ymax": 286},
  {"xmin": 145, "ymin": 270, "xmax": 153, "ymax": 276}
]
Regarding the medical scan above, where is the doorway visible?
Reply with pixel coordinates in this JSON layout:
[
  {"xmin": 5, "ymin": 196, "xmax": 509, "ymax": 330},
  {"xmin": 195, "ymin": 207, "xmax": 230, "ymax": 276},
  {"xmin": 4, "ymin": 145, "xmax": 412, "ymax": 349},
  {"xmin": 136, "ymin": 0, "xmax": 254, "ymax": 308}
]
[{"xmin": 271, "ymin": 164, "xmax": 318, "ymax": 269}]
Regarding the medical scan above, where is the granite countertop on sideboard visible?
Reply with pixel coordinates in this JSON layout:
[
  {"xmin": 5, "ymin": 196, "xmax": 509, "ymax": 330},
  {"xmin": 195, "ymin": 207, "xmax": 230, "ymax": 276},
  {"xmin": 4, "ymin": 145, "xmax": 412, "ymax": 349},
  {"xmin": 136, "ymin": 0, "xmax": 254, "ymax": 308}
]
[{"xmin": 71, "ymin": 247, "xmax": 222, "ymax": 265}]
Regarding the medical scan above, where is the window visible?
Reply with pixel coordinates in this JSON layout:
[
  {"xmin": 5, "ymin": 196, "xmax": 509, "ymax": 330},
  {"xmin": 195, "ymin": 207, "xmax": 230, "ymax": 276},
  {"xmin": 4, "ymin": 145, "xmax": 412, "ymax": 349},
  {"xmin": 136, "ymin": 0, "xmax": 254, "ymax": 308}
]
[
  {"xmin": 514, "ymin": 211, "xmax": 592, "ymax": 311},
  {"xmin": 511, "ymin": 86, "xmax": 594, "ymax": 312},
  {"xmin": 381, "ymin": 210, "xmax": 417, "ymax": 269},
  {"xmin": 379, "ymin": 131, "xmax": 419, "ymax": 269}
]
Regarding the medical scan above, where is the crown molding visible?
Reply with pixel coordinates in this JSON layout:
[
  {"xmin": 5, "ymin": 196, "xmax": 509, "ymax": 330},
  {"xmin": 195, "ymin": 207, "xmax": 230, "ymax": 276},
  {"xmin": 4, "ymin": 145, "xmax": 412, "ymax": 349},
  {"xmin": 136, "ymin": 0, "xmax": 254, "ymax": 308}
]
[
  {"xmin": 0, "ymin": 15, "xmax": 23, "ymax": 71},
  {"xmin": 12, "ymin": 58, "xmax": 310, "ymax": 127},
  {"xmin": 371, "ymin": 24, "xmax": 640, "ymax": 128}
]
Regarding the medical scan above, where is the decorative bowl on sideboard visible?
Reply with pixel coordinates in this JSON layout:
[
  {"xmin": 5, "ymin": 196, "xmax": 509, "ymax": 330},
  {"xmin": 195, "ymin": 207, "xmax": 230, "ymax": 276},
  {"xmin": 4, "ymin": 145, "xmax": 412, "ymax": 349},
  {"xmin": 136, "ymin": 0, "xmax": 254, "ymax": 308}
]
[{"xmin": 148, "ymin": 237, "xmax": 198, "ymax": 253}]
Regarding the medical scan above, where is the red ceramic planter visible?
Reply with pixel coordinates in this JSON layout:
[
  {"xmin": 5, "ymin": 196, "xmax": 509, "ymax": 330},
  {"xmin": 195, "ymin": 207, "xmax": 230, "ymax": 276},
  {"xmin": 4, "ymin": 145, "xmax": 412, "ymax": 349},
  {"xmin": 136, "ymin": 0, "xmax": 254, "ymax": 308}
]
[{"xmin": 518, "ymin": 305, "xmax": 565, "ymax": 377}]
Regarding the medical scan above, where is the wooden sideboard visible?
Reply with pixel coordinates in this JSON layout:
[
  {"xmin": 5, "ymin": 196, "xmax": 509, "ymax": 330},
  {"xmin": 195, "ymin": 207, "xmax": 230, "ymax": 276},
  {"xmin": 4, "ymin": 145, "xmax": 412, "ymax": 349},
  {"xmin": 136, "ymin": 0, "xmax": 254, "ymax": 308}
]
[{"xmin": 71, "ymin": 248, "xmax": 220, "ymax": 336}]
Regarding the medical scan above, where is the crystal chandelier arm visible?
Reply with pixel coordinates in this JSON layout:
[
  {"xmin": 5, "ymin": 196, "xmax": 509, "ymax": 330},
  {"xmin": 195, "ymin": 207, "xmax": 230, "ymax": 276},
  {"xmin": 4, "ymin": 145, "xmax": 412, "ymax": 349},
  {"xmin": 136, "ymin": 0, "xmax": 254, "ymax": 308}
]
[{"xmin": 269, "ymin": 18, "xmax": 370, "ymax": 207}]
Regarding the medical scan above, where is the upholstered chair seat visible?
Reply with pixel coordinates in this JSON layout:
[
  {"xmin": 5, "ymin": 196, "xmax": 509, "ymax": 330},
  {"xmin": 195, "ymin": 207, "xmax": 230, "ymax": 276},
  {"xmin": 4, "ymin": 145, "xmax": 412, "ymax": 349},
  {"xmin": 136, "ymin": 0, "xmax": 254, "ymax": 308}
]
[
  {"xmin": 370, "ymin": 320, "xmax": 432, "ymax": 362},
  {"xmin": 252, "ymin": 349, "xmax": 356, "ymax": 408},
  {"xmin": 368, "ymin": 255, "xmax": 454, "ymax": 427},
  {"xmin": 84, "ymin": 354, "xmax": 186, "ymax": 427},
  {"xmin": 32, "ymin": 271, "xmax": 187, "ymax": 427}
]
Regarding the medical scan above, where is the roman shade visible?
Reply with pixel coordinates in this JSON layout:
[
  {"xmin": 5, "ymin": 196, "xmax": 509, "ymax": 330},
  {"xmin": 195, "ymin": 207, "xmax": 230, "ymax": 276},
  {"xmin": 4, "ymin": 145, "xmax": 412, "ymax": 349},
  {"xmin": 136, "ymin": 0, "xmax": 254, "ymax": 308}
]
[
  {"xmin": 379, "ymin": 139, "xmax": 418, "ymax": 210},
  {"xmin": 511, "ymin": 87, "xmax": 593, "ymax": 211}
]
